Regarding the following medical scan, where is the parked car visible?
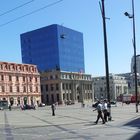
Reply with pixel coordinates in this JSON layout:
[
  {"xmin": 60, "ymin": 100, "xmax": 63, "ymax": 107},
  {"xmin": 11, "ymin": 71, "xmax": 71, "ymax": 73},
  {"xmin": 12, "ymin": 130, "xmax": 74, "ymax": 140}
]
[
  {"xmin": 110, "ymin": 101, "xmax": 117, "ymax": 105},
  {"xmin": 21, "ymin": 104, "xmax": 36, "ymax": 110},
  {"xmin": 110, "ymin": 101, "xmax": 117, "ymax": 107},
  {"xmin": 38, "ymin": 103, "xmax": 45, "ymax": 107}
]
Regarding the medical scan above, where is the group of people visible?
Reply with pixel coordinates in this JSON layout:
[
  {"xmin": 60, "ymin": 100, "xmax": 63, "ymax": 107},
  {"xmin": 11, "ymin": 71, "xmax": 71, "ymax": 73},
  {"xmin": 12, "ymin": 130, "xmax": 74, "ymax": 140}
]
[
  {"xmin": 93, "ymin": 99, "xmax": 110, "ymax": 124},
  {"xmin": 51, "ymin": 100, "xmax": 111, "ymax": 122}
]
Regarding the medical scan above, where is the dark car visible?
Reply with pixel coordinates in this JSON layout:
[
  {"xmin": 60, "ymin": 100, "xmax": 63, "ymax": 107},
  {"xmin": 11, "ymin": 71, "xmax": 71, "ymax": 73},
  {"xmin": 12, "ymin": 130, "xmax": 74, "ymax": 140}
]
[
  {"xmin": 38, "ymin": 103, "xmax": 45, "ymax": 107},
  {"xmin": 21, "ymin": 104, "xmax": 36, "ymax": 110},
  {"xmin": 110, "ymin": 101, "xmax": 117, "ymax": 105},
  {"xmin": 110, "ymin": 101, "xmax": 117, "ymax": 107}
]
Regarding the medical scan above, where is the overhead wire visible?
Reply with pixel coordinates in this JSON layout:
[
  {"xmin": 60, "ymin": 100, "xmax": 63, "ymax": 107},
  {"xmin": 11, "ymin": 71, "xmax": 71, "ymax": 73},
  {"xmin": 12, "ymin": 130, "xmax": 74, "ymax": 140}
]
[
  {"xmin": 0, "ymin": 0, "xmax": 35, "ymax": 17},
  {"xmin": 0, "ymin": 0, "xmax": 63, "ymax": 27}
]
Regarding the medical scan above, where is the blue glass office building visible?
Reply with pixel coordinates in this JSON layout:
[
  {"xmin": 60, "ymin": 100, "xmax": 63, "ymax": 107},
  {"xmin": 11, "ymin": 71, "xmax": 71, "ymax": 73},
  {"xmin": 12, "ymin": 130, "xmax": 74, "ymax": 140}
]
[{"xmin": 20, "ymin": 24, "xmax": 85, "ymax": 73}]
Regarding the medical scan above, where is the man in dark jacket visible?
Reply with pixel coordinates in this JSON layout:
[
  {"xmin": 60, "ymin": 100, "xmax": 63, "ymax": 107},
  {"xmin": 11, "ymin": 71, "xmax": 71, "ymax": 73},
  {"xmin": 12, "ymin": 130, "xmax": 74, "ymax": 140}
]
[{"xmin": 51, "ymin": 103, "xmax": 56, "ymax": 116}]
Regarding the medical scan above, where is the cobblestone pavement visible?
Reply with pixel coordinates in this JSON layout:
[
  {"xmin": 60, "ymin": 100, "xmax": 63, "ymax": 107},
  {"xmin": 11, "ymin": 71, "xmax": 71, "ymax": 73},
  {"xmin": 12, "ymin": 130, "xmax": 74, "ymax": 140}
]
[{"xmin": 0, "ymin": 103, "xmax": 140, "ymax": 140}]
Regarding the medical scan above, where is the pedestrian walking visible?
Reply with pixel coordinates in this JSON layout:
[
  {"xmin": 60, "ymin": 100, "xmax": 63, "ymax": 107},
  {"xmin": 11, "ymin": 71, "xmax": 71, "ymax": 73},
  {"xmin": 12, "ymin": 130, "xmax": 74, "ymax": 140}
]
[
  {"xmin": 51, "ymin": 103, "xmax": 56, "ymax": 116},
  {"xmin": 8, "ymin": 104, "xmax": 11, "ymax": 111},
  {"xmin": 93, "ymin": 100, "xmax": 105, "ymax": 124},
  {"xmin": 103, "ymin": 99, "xmax": 108, "ymax": 122}
]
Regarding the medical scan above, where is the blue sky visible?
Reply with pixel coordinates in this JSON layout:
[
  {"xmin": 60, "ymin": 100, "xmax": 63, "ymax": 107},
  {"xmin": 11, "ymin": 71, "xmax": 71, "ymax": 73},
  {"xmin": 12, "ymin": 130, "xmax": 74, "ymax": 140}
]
[{"xmin": 0, "ymin": 0, "xmax": 140, "ymax": 76}]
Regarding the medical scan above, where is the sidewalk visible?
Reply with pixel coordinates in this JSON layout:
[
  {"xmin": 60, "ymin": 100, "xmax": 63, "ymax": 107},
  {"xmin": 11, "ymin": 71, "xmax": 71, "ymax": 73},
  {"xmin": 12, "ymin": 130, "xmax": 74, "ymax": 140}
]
[
  {"xmin": 54, "ymin": 102, "xmax": 140, "ymax": 140},
  {"xmin": 0, "ymin": 102, "xmax": 139, "ymax": 140}
]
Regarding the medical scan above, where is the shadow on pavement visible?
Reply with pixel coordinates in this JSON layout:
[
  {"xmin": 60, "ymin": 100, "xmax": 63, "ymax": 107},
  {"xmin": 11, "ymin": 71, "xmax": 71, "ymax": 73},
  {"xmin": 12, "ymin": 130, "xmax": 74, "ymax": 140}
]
[
  {"xmin": 124, "ymin": 117, "xmax": 140, "ymax": 129},
  {"xmin": 124, "ymin": 117, "xmax": 140, "ymax": 140}
]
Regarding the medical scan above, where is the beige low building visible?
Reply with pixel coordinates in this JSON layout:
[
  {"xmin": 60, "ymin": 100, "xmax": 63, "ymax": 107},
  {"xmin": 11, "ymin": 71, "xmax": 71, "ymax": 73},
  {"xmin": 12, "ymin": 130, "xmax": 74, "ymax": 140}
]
[
  {"xmin": 0, "ymin": 61, "xmax": 41, "ymax": 106},
  {"xmin": 40, "ymin": 70, "xmax": 93, "ymax": 105}
]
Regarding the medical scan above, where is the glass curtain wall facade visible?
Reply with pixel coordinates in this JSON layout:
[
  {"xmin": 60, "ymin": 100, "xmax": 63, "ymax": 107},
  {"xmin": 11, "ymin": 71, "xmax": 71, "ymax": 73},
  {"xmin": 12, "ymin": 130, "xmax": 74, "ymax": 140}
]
[{"xmin": 20, "ymin": 24, "xmax": 85, "ymax": 73}]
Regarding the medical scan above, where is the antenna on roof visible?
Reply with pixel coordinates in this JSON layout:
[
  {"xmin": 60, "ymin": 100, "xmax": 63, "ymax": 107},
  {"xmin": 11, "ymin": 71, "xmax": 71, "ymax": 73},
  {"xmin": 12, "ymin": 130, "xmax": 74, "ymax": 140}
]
[{"xmin": 60, "ymin": 23, "xmax": 66, "ymax": 39}]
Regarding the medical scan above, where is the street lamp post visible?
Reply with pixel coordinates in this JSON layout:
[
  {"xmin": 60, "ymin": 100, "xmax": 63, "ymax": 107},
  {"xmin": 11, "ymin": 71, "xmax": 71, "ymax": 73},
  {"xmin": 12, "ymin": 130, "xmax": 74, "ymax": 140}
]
[
  {"xmin": 124, "ymin": 0, "xmax": 138, "ymax": 113},
  {"xmin": 100, "ymin": 0, "xmax": 111, "ymax": 120}
]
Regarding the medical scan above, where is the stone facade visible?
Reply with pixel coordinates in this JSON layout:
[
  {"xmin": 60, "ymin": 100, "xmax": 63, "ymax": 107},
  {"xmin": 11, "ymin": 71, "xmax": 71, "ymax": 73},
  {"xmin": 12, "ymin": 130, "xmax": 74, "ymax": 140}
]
[
  {"xmin": 0, "ymin": 61, "xmax": 41, "ymax": 106},
  {"xmin": 92, "ymin": 74, "xmax": 128, "ymax": 101},
  {"xmin": 40, "ymin": 70, "xmax": 93, "ymax": 105}
]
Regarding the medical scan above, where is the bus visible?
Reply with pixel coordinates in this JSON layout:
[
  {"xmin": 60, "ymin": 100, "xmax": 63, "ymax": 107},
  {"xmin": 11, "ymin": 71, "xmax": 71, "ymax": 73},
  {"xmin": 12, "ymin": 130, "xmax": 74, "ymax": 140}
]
[{"xmin": 117, "ymin": 94, "xmax": 140, "ymax": 104}]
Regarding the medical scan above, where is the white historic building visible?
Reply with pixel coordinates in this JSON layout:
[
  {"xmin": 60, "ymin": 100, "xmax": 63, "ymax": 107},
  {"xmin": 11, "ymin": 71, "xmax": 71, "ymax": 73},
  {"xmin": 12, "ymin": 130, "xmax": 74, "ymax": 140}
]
[{"xmin": 92, "ymin": 74, "xmax": 128, "ymax": 101}]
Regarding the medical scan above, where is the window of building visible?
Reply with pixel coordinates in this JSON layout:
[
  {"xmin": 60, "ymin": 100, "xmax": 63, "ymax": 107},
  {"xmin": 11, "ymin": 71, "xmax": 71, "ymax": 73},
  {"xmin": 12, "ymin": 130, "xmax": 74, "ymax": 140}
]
[
  {"xmin": 2, "ymin": 86, "xmax": 5, "ymax": 92},
  {"xmin": 51, "ymin": 94, "xmax": 54, "ymax": 102},
  {"xmin": 26, "ymin": 66, "xmax": 28, "ymax": 71},
  {"xmin": 50, "ymin": 75, "xmax": 53, "ymax": 79},
  {"xmin": 0, "ymin": 65, "xmax": 3, "ymax": 70},
  {"xmin": 57, "ymin": 94, "xmax": 59, "ymax": 102},
  {"xmin": 100, "ymin": 87, "xmax": 103, "ymax": 92},
  {"xmin": 88, "ymin": 84, "xmax": 90, "ymax": 90},
  {"xmin": 41, "ymin": 85, "xmax": 43, "ymax": 92},
  {"xmin": 66, "ymin": 83, "xmax": 68, "ymax": 90},
  {"xmin": 17, "ymin": 86, "xmax": 20, "ymax": 92},
  {"xmin": 1, "ymin": 75, "xmax": 4, "ymax": 81},
  {"xmin": 56, "ymin": 84, "xmax": 59, "ymax": 90},
  {"xmin": 29, "ymin": 77, "xmax": 32, "ymax": 82},
  {"xmin": 35, "ymin": 77, "xmax": 37, "ymax": 82},
  {"xmin": 55, "ymin": 75, "xmax": 58, "ymax": 79},
  {"xmin": 46, "ymin": 84, "xmax": 48, "ymax": 91},
  {"xmin": 69, "ymin": 84, "xmax": 71, "ymax": 90},
  {"xmin": 65, "ymin": 75, "xmax": 68, "ymax": 79},
  {"xmin": 62, "ymin": 83, "xmax": 65, "ymax": 90},
  {"xmin": 51, "ymin": 84, "xmax": 54, "ymax": 91},
  {"xmin": 85, "ymin": 84, "xmax": 89, "ymax": 90},
  {"xmin": 63, "ymin": 93, "xmax": 65, "ymax": 100},
  {"xmin": 66, "ymin": 93, "xmax": 68, "ymax": 100},
  {"xmin": 9, "ymin": 75, "xmax": 12, "ymax": 81},
  {"xmin": 17, "ymin": 97, "xmax": 20, "ymax": 105},
  {"xmin": 30, "ymin": 86, "xmax": 32, "ymax": 92},
  {"xmin": 23, "ymin": 86, "xmax": 26, "ymax": 92},
  {"xmin": 10, "ymin": 86, "xmax": 12, "ymax": 92},
  {"xmin": 16, "ymin": 76, "xmax": 19, "ymax": 81},
  {"xmin": 36, "ymin": 86, "xmax": 38, "ymax": 92},
  {"xmin": 4, "ymin": 65, "xmax": 7, "ymax": 70},
  {"xmin": 65, "ymin": 74, "xmax": 68, "ymax": 79},
  {"xmin": 23, "ymin": 76, "xmax": 26, "ymax": 82},
  {"xmin": 46, "ymin": 94, "xmax": 49, "ymax": 103},
  {"xmin": 90, "ymin": 84, "xmax": 92, "ymax": 90},
  {"xmin": 63, "ymin": 74, "xmax": 65, "ymax": 79},
  {"xmin": 70, "ymin": 93, "xmax": 72, "ymax": 100}
]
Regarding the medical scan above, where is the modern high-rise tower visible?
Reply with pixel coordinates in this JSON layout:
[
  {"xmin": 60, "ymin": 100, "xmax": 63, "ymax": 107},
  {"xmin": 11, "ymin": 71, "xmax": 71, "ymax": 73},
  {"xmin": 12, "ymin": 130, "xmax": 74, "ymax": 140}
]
[{"xmin": 20, "ymin": 24, "xmax": 85, "ymax": 73}]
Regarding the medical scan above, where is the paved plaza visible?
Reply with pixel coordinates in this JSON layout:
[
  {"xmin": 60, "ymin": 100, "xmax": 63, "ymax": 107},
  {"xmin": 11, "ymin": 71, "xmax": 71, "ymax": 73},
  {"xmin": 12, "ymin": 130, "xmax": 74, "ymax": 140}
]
[{"xmin": 0, "ymin": 103, "xmax": 140, "ymax": 140}]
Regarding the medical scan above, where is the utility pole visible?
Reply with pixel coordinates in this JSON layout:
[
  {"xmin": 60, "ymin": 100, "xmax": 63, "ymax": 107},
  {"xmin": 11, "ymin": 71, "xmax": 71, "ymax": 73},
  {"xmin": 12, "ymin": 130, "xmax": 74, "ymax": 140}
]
[{"xmin": 100, "ymin": 0, "xmax": 111, "ymax": 120}]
